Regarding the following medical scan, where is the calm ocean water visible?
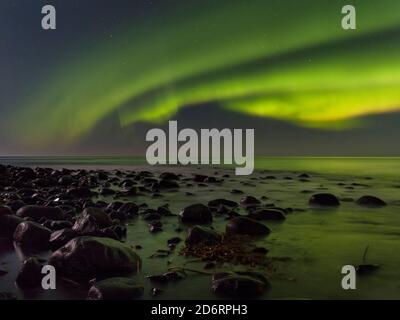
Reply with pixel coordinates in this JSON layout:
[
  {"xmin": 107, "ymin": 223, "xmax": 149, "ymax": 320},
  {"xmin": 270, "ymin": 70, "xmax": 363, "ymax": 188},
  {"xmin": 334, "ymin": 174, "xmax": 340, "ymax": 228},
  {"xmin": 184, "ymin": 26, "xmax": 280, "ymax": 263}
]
[{"xmin": 1, "ymin": 156, "xmax": 400, "ymax": 178}]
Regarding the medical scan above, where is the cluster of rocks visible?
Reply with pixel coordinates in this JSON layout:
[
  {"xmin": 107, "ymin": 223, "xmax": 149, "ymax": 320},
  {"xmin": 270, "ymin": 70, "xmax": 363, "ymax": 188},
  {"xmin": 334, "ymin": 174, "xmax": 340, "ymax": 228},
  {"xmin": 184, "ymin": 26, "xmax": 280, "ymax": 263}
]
[
  {"xmin": 0, "ymin": 165, "xmax": 279, "ymax": 299},
  {"xmin": 0, "ymin": 164, "xmax": 388, "ymax": 299}
]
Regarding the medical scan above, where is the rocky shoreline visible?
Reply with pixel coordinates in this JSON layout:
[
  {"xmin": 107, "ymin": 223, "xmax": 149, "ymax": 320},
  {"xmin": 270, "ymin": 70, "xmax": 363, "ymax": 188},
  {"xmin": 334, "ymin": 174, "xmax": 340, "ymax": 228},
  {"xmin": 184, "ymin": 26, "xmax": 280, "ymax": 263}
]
[{"xmin": 0, "ymin": 164, "xmax": 390, "ymax": 300}]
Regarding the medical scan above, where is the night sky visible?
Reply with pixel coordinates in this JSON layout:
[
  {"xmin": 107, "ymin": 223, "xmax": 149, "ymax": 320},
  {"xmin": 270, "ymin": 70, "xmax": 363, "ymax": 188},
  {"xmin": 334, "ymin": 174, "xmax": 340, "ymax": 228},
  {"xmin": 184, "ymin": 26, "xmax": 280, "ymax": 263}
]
[{"xmin": 1, "ymin": 0, "xmax": 400, "ymax": 155}]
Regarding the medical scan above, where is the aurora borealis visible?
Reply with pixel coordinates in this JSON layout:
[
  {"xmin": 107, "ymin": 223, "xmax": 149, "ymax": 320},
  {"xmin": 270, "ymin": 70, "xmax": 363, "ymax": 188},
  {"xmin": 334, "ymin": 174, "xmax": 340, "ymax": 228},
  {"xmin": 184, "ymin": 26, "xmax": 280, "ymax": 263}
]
[{"xmin": 1, "ymin": 0, "xmax": 400, "ymax": 153}]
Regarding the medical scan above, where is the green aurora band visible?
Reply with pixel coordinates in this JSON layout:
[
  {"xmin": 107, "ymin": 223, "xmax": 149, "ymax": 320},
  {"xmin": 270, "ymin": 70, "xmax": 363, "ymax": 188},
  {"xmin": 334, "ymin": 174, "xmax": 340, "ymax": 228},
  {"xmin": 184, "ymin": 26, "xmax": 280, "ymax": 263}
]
[{"xmin": 10, "ymin": 0, "xmax": 400, "ymax": 146}]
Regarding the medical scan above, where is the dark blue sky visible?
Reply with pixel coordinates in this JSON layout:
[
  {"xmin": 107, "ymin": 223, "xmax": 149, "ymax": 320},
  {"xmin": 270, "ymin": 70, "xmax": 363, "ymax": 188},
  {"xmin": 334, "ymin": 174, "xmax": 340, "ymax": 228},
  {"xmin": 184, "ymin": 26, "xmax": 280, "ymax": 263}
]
[{"xmin": 1, "ymin": 0, "xmax": 399, "ymax": 156}]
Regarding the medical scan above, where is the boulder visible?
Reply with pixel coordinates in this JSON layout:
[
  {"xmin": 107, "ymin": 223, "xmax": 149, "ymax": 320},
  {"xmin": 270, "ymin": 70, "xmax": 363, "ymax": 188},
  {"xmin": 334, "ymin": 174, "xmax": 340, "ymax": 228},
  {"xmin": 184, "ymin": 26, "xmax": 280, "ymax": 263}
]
[
  {"xmin": 185, "ymin": 226, "xmax": 222, "ymax": 246},
  {"xmin": 193, "ymin": 175, "xmax": 208, "ymax": 182},
  {"xmin": 48, "ymin": 236, "xmax": 141, "ymax": 282},
  {"xmin": 66, "ymin": 187, "xmax": 92, "ymax": 198},
  {"xmin": 226, "ymin": 217, "xmax": 270, "ymax": 236},
  {"xmin": 158, "ymin": 178, "xmax": 179, "ymax": 189},
  {"xmin": 356, "ymin": 195, "xmax": 386, "ymax": 207},
  {"xmin": 309, "ymin": 193, "xmax": 340, "ymax": 207},
  {"xmin": 13, "ymin": 221, "xmax": 52, "ymax": 249},
  {"xmin": 15, "ymin": 257, "xmax": 43, "ymax": 289},
  {"xmin": 240, "ymin": 196, "xmax": 261, "ymax": 206},
  {"xmin": 118, "ymin": 202, "xmax": 139, "ymax": 216},
  {"xmin": 159, "ymin": 172, "xmax": 179, "ymax": 181},
  {"xmin": 0, "ymin": 206, "xmax": 13, "ymax": 216},
  {"xmin": 248, "ymin": 209, "xmax": 286, "ymax": 221},
  {"xmin": 16, "ymin": 205, "xmax": 65, "ymax": 221},
  {"xmin": 208, "ymin": 199, "xmax": 238, "ymax": 208},
  {"xmin": 87, "ymin": 277, "xmax": 144, "ymax": 300},
  {"xmin": 179, "ymin": 204, "xmax": 212, "ymax": 224},
  {"xmin": 0, "ymin": 214, "xmax": 24, "ymax": 238},
  {"xmin": 212, "ymin": 271, "xmax": 269, "ymax": 298},
  {"xmin": 143, "ymin": 212, "xmax": 161, "ymax": 221},
  {"xmin": 72, "ymin": 207, "xmax": 113, "ymax": 235},
  {"xmin": 49, "ymin": 228, "xmax": 79, "ymax": 250}
]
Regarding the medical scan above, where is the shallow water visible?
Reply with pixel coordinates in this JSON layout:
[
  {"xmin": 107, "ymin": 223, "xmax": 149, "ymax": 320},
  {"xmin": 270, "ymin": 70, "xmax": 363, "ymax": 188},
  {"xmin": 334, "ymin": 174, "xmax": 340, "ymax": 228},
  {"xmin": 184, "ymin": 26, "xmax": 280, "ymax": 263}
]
[{"xmin": 1, "ymin": 157, "xmax": 400, "ymax": 300}]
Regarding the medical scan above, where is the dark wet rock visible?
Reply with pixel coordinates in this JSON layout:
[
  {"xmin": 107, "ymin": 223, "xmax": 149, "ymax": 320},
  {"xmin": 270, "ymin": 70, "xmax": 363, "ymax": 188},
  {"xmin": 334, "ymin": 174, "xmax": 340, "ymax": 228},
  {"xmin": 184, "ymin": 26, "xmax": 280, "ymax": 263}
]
[
  {"xmin": 158, "ymin": 178, "xmax": 179, "ymax": 189},
  {"xmin": 87, "ymin": 277, "xmax": 144, "ymax": 300},
  {"xmin": 0, "ymin": 164, "xmax": 7, "ymax": 174},
  {"xmin": 16, "ymin": 205, "xmax": 65, "ymax": 221},
  {"xmin": 48, "ymin": 236, "xmax": 141, "ymax": 282},
  {"xmin": 160, "ymin": 172, "xmax": 179, "ymax": 181},
  {"xmin": 356, "ymin": 196, "xmax": 386, "ymax": 207},
  {"xmin": 146, "ymin": 274, "xmax": 169, "ymax": 283},
  {"xmin": 216, "ymin": 205, "xmax": 230, "ymax": 215},
  {"xmin": 264, "ymin": 175, "xmax": 276, "ymax": 180},
  {"xmin": 5, "ymin": 200, "xmax": 25, "ymax": 213},
  {"xmin": 97, "ymin": 171, "xmax": 108, "ymax": 180},
  {"xmin": 226, "ymin": 217, "xmax": 270, "ymax": 236},
  {"xmin": 149, "ymin": 224, "xmax": 163, "ymax": 233},
  {"xmin": 208, "ymin": 199, "xmax": 238, "ymax": 208},
  {"xmin": 356, "ymin": 264, "xmax": 380, "ymax": 275},
  {"xmin": 107, "ymin": 201, "xmax": 124, "ymax": 211},
  {"xmin": 298, "ymin": 173, "xmax": 310, "ymax": 178},
  {"xmin": 118, "ymin": 202, "xmax": 139, "ymax": 217},
  {"xmin": 58, "ymin": 175, "xmax": 73, "ymax": 186},
  {"xmin": 193, "ymin": 174, "xmax": 208, "ymax": 182},
  {"xmin": 185, "ymin": 226, "xmax": 222, "ymax": 246},
  {"xmin": 72, "ymin": 207, "xmax": 113, "ymax": 235},
  {"xmin": 44, "ymin": 220, "xmax": 73, "ymax": 231},
  {"xmin": 179, "ymin": 204, "xmax": 212, "ymax": 224},
  {"xmin": 110, "ymin": 225, "xmax": 127, "ymax": 239},
  {"xmin": 205, "ymin": 177, "xmax": 218, "ymax": 183},
  {"xmin": 66, "ymin": 187, "xmax": 92, "ymax": 198},
  {"xmin": 49, "ymin": 228, "xmax": 79, "ymax": 250},
  {"xmin": 0, "ymin": 206, "xmax": 13, "ymax": 216},
  {"xmin": 144, "ymin": 212, "xmax": 161, "ymax": 221},
  {"xmin": 240, "ymin": 196, "xmax": 261, "ymax": 206},
  {"xmin": 97, "ymin": 227, "xmax": 120, "ymax": 241},
  {"xmin": 167, "ymin": 237, "xmax": 182, "ymax": 245},
  {"xmin": 163, "ymin": 271, "xmax": 185, "ymax": 281},
  {"xmin": 119, "ymin": 186, "xmax": 138, "ymax": 196},
  {"xmin": 231, "ymin": 189, "xmax": 244, "ymax": 194},
  {"xmin": 248, "ymin": 209, "xmax": 286, "ymax": 221},
  {"xmin": 13, "ymin": 221, "xmax": 52, "ymax": 249},
  {"xmin": 309, "ymin": 193, "xmax": 340, "ymax": 207},
  {"xmin": 211, "ymin": 271, "xmax": 269, "ymax": 298},
  {"xmin": 0, "ymin": 214, "xmax": 24, "ymax": 238},
  {"xmin": 15, "ymin": 257, "xmax": 43, "ymax": 289},
  {"xmin": 147, "ymin": 271, "xmax": 185, "ymax": 284},
  {"xmin": 157, "ymin": 206, "xmax": 171, "ymax": 216}
]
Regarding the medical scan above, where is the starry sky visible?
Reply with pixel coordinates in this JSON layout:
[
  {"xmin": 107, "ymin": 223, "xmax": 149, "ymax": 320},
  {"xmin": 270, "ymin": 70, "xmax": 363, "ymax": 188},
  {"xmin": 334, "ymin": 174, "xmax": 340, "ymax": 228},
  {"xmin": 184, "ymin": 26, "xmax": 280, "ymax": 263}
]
[{"xmin": 1, "ymin": 0, "xmax": 400, "ymax": 156}]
